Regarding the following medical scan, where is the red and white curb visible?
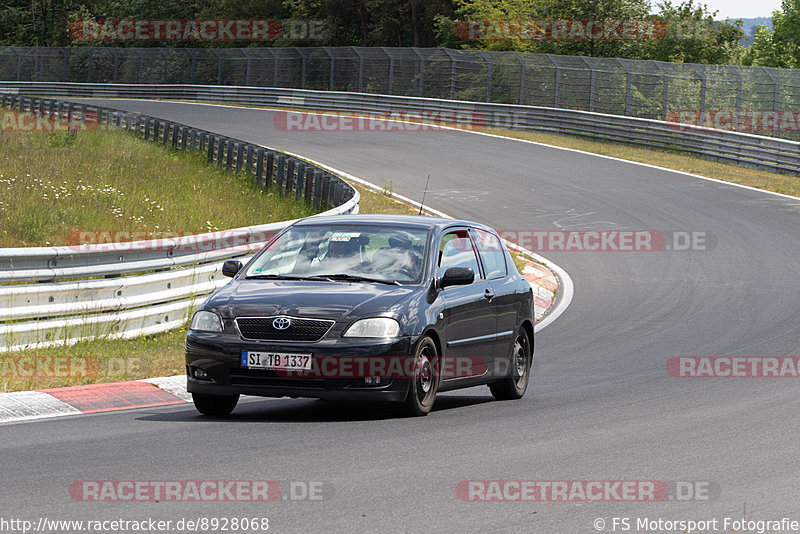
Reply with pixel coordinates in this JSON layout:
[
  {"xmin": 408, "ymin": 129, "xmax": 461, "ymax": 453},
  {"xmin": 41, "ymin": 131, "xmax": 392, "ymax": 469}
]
[
  {"xmin": 0, "ymin": 376, "xmax": 190, "ymax": 424},
  {"xmin": 521, "ymin": 260, "xmax": 558, "ymax": 322}
]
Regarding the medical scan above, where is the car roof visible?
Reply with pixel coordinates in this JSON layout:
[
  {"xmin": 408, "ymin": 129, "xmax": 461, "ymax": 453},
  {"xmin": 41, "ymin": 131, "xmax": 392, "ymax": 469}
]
[{"xmin": 294, "ymin": 214, "xmax": 494, "ymax": 233}]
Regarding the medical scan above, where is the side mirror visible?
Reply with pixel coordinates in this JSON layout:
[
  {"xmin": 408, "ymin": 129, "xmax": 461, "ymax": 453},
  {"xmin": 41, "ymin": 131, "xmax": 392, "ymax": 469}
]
[
  {"xmin": 438, "ymin": 267, "xmax": 474, "ymax": 289},
  {"xmin": 222, "ymin": 260, "xmax": 243, "ymax": 278}
]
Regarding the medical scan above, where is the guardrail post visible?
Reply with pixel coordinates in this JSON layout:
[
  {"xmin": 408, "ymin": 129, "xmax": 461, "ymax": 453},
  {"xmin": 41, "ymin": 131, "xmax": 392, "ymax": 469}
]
[
  {"xmin": 207, "ymin": 135, "xmax": 216, "ymax": 163},
  {"xmin": 225, "ymin": 139, "xmax": 234, "ymax": 170},
  {"xmin": 216, "ymin": 137, "xmax": 226, "ymax": 167},
  {"xmin": 171, "ymin": 124, "xmax": 179, "ymax": 148},
  {"xmin": 245, "ymin": 145, "xmax": 254, "ymax": 174},
  {"xmin": 275, "ymin": 155, "xmax": 286, "ymax": 193},
  {"xmin": 321, "ymin": 175, "xmax": 331, "ymax": 209},
  {"xmin": 313, "ymin": 171, "xmax": 323, "ymax": 209},
  {"xmin": 144, "ymin": 118, "xmax": 151, "ymax": 140},
  {"xmin": 265, "ymin": 151, "xmax": 275, "ymax": 189},
  {"xmin": 304, "ymin": 167, "xmax": 314, "ymax": 203},
  {"xmin": 162, "ymin": 122, "xmax": 170, "ymax": 145},
  {"xmin": 235, "ymin": 143, "xmax": 245, "ymax": 172},
  {"xmin": 285, "ymin": 159, "xmax": 295, "ymax": 195},
  {"xmin": 255, "ymin": 148, "xmax": 264, "ymax": 186},
  {"xmin": 296, "ymin": 163, "xmax": 306, "ymax": 201}
]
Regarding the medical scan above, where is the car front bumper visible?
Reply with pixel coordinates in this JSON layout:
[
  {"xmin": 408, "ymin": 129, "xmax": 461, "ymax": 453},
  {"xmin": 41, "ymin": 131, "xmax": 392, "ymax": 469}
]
[{"xmin": 185, "ymin": 331, "xmax": 418, "ymax": 403}]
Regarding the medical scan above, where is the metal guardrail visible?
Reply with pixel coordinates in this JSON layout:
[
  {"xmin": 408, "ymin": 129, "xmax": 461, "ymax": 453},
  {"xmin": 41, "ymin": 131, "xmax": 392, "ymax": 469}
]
[
  {"xmin": 0, "ymin": 94, "xmax": 360, "ymax": 352},
  {"xmin": 2, "ymin": 82, "xmax": 798, "ymax": 176}
]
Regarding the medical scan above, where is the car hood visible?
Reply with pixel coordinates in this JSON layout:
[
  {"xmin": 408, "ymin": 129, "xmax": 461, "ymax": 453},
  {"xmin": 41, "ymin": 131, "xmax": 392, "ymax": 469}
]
[{"xmin": 206, "ymin": 280, "xmax": 417, "ymax": 321}]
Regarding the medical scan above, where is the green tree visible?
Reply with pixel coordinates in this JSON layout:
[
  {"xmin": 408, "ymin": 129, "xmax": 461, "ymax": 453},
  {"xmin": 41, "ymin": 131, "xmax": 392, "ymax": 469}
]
[
  {"xmin": 643, "ymin": 0, "xmax": 744, "ymax": 64},
  {"xmin": 443, "ymin": 0, "xmax": 651, "ymax": 58},
  {"xmin": 744, "ymin": 0, "xmax": 800, "ymax": 67}
]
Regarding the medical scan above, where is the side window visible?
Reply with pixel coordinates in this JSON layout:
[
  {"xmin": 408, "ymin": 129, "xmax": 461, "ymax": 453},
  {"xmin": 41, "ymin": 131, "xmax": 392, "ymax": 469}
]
[
  {"xmin": 472, "ymin": 229, "xmax": 507, "ymax": 280},
  {"xmin": 438, "ymin": 230, "xmax": 481, "ymax": 279}
]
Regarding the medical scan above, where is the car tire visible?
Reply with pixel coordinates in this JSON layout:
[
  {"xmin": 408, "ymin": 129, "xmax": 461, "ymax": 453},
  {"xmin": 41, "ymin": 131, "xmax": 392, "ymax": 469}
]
[
  {"xmin": 192, "ymin": 393, "xmax": 240, "ymax": 416},
  {"xmin": 489, "ymin": 328, "xmax": 532, "ymax": 401},
  {"xmin": 402, "ymin": 336, "xmax": 439, "ymax": 416}
]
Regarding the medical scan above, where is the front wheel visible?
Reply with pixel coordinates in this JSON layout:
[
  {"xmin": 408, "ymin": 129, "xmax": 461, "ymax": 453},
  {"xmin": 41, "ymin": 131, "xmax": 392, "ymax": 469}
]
[
  {"xmin": 489, "ymin": 329, "xmax": 532, "ymax": 401},
  {"xmin": 192, "ymin": 393, "xmax": 240, "ymax": 416},
  {"xmin": 402, "ymin": 337, "xmax": 439, "ymax": 416}
]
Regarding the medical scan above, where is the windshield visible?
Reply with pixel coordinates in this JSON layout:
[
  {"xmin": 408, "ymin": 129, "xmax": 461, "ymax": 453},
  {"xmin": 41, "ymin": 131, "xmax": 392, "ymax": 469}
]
[{"xmin": 245, "ymin": 224, "xmax": 430, "ymax": 284}]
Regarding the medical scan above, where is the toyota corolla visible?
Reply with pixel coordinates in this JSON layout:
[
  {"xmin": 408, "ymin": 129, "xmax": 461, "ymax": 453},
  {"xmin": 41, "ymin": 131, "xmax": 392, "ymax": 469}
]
[{"xmin": 185, "ymin": 214, "xmax": 534, "ymax": 416}]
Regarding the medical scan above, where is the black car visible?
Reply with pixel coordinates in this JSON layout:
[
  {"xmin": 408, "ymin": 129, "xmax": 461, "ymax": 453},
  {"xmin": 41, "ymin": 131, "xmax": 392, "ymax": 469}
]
[{"xmin": 185, "ymin": 214, "xmax": 534, "ymax": 416}]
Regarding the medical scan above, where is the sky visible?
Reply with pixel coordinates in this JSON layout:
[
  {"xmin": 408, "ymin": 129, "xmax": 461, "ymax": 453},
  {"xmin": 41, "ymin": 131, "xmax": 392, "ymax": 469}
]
[{"xmin": 679, "ymin": 0, "xmax": 782, "ymax": 19}]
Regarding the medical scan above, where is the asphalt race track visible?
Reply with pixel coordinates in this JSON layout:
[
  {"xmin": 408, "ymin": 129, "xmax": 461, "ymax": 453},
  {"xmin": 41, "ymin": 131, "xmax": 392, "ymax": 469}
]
[{"xmin": 3, "ymin": 99, "xmax": 800, "ymax": 532}]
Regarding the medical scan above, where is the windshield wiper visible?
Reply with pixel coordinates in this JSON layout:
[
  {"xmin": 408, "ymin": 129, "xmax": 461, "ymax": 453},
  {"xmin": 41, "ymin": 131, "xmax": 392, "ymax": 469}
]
[
  {"xmin": 245, "ymin": 274, "xmax": 319, "ymax": 281},
  {"xmin": 307, "ymin": 274, "xmax": 401, "ymax": 286}
]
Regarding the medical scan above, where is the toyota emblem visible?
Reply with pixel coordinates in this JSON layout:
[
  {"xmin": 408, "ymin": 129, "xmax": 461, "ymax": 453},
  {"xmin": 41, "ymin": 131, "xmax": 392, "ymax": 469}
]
[{"xmin": 272, "ymin": 317, "xmax": 292, "ymax": 330}]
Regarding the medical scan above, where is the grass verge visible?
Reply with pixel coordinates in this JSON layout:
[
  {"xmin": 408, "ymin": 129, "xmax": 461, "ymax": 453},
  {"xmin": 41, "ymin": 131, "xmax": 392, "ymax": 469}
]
[
  {"xmin": 0, "ymin": 130, "xmax": 419, "ymax": 392},
  {"xmin": 483, "ymin": 127, "xmax": 800, "ymax": 198},
  {"xmin": 0, "ymin": 128, "xmax": 315, "ymax": 247}
]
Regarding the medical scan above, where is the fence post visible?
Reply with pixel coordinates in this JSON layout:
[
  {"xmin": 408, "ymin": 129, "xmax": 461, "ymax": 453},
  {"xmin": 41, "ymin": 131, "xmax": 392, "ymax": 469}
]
[
  {"xmin": 353, "ymin": 47, "xmax": 364, "ymax": 92},
  {"xmin": 726, "ymin": 66, "xmax": 743, "ymax": 131},
  {"xmin": 763, "ymin": 67, "xmax": 781, "ymax": 135},
  {"xmin": 514, "ymin": 52, "xmax": 526, "ymax": 105},
  {"xmin": 478, "ymin": 50, "xmax": 492, "ymax": 102},
  {"xmin": 442, "ymin": 48, "xmax": 456, "ymax": 100},
  {"xmin": 651, "ymin": 62, "xmax": 670, "ymax": 121},
  {"xmin": 381, "ymin": 47, "xmax": 394, "ymax": 94},
  {"xmin": 413, "ymin": 48, "xmax": 425, "ymax": 97}
]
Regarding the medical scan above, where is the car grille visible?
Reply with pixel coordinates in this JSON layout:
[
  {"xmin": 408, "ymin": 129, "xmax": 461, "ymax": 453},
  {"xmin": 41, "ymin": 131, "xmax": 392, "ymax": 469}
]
[
  {"xmin": 230, "ymin": 369, "xmax": 326, "ymax": 389},
  {"xmin": 235, "ymin": 316, "xmax": 335, "ymax": 342}
]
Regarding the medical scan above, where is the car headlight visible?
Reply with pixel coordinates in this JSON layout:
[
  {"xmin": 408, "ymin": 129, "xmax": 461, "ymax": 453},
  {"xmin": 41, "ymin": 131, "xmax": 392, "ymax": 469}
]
[
  {"xmin": 189, "ymin": 310, "xmax": 223, "ymax": 333},
  {"xmin": 343, "ymin": 318, "xmax": 400, "ymax": 338}
]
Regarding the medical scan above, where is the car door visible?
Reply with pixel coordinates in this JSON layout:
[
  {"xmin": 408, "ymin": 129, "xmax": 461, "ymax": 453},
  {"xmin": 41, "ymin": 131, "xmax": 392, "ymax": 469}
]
[
  {"xmin": 471, "ymin": 228, "xmax": 518, "ymax": 379},
  {"xmin": 437, "ymin": 228, "xmax": 498, "ymax": 386}
]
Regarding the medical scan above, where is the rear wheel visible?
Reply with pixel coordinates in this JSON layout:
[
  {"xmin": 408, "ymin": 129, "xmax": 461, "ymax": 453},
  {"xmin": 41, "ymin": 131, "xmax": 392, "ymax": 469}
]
[
  {"xmin": 192, "ymin": 393, "xmax": 239, "ymax": 416},
  {"xmin": 403, "ymin": 337, "xmax": 439, "ymax": 416},
  {"xmin": 489, "ymin": 329, "xmax": 532, "ymax": 401}
]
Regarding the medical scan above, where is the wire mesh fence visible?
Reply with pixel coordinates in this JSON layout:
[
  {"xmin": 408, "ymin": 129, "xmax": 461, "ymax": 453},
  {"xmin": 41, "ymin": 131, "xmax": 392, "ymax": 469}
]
[{"xmin": 3, "ymin": 46, "xmax": 800, "ymax": 138}]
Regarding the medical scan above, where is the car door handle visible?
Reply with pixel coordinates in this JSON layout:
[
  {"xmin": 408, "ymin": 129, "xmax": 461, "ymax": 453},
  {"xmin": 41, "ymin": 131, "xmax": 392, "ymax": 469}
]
[{"xmin": 483, "ymin": 289, "xmax": 495, "ymax": 301}]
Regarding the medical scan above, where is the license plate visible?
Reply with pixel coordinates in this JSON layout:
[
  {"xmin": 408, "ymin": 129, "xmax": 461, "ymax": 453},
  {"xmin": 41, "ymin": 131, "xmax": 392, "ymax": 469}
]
[{"xmin": 241, "ymin": 351, "xmax": 313, "ymax": 371}]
